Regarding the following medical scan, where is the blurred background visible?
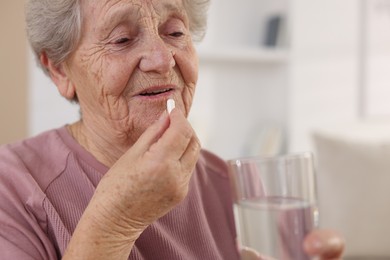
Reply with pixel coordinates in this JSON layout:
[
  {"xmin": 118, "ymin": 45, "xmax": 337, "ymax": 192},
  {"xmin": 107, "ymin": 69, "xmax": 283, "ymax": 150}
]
[{"xmin": 1, "ymin": 0, "xmax": 390, "ymax": 258}]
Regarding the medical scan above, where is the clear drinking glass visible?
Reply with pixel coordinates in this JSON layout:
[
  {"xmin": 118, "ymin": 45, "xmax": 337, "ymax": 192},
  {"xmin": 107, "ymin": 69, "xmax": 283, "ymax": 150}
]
[{"xmin": 227, "ymin": 152, "xmax": 319, "ymax": 260}]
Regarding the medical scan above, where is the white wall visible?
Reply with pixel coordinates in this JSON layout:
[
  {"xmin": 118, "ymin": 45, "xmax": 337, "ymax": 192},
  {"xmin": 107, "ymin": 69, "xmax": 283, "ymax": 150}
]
[
  {"xmin": 192, "ymin": 0, "xmax": 289, "ymax": 159},
  {"xmin": 365, "ymin": 0, "xmax": 390, "ymax": 118},
  {"xmin": 288, "ymin": 0, "xmax": 361, "ymax": 152}
]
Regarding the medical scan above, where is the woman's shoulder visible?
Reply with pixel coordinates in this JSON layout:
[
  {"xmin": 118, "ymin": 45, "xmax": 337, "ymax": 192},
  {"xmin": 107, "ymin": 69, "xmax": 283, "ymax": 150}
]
[
  {"xmin": 0, "ymin": 130, "xmax": 64, "ymax": 259},
  {"xmin": 0, "ymin": 127, "xmax": 70, "ymax": 192}
]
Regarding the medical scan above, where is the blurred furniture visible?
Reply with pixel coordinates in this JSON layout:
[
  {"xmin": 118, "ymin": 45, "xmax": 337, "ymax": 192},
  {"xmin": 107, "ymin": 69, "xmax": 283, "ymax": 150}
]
[{"xmin": 312, "ymin": 122, "xmax": 390, "ymax": 258}]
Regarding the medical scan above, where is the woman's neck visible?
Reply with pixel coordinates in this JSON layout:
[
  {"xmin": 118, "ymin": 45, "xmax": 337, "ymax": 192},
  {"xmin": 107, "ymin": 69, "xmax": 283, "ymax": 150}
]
[{"xmin": 67, "ymin": 121, "xmax": 128, "ymax": 167}]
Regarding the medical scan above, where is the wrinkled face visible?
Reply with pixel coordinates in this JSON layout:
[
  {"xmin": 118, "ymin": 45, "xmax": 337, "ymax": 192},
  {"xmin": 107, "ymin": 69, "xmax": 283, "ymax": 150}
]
[{"xmin": 65, "ymin": 0, "xmax": 198, "ymax": 145}]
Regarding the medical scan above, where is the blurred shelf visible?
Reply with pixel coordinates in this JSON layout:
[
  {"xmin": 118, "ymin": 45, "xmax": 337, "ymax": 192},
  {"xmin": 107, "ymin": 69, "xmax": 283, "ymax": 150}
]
[{"xmin": 197, "ymin": 46, "xmax": 289, "ymax": 64}]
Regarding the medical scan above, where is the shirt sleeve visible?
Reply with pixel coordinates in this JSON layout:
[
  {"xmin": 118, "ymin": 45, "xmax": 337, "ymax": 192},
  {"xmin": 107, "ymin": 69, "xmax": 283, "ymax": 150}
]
[
  {"xmin": 0, "ymin": 149, "xmax": 58, "ymax": 260},
  {"xmin": 0, "ymin": 223, "xmax": 55, "ymax": 260}
]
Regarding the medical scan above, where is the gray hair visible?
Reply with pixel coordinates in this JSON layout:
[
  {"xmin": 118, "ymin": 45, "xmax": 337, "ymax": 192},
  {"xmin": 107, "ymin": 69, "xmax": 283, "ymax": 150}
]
[
  {"xmin": 26, "ymin": 0, "xmax": 210, "ymax": 76},
  {"xmin": 26, "ymin": 0, "xmax": 81, "ymax": 75}
]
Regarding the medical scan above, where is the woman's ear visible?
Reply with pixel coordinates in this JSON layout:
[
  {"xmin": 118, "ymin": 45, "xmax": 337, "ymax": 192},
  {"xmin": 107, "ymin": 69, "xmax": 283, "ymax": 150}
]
[{"xmin": 40, "ymin": 52, "xmax": 76, "ymax": 100}]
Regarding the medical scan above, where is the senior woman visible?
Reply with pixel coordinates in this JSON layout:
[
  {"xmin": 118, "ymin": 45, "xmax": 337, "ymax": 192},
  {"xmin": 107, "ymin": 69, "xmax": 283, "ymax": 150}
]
[{"xmin": 0, "ymin": 0, "xmax": 344, "ymax": 259}]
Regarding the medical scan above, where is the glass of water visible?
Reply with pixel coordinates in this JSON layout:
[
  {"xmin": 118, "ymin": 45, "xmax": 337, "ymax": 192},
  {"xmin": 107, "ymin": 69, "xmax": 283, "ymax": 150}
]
[{"xmin": 227, "ymin": 152, "xmax": 318, "ymax": 260}]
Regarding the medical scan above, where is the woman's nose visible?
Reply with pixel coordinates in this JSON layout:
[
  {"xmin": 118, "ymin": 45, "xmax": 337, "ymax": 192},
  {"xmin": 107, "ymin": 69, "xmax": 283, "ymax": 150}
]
[{"xmin": 139, "ymin": 38, "xmax": 175, "ymax": 74}]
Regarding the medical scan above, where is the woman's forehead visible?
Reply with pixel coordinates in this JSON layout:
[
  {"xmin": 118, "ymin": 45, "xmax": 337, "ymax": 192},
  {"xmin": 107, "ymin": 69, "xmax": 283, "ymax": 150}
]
[
  {"xmin": 80, "ymin": 0, "xmax": 186, "ymax": 30},
  {"xmin": 80, "ymin": 0, "xmax": 187, "ymax": 35},
  {"xmin": 82, "ymin": 0, "xmax": 185, "ymax": 15}
]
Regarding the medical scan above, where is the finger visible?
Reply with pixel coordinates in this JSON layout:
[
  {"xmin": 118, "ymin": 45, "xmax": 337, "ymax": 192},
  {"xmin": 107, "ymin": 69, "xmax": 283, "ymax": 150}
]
[
  {"xmin": 131, "ymin": 111, "xmax": 170, "ymax": 156},
  {"xmin": 179, "ymin": 133, "xmax": 201, "ymax": 175},
  {"xmin": 303, "ymin": 229, "xmax": 345, "ymax": 259},
  {"xmin": 240, "ymin": 247, "xmax": 261, "ymax": 260},
  {"xmin": 157, "ymin": 108, "xmax": 195, "ymax": 160}
]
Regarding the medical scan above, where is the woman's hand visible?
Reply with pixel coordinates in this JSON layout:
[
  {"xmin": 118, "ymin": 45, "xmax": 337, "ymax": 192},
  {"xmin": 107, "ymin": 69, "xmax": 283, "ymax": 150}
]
[
  {"xmin": 94, "ymin": 108, "xmax": 201, "ymax": 230},
  {"xmin": 63, "ymin": 108, "xmax": 201, "ymax": 259},
  {"xmin": 239, "ymin": 229, "xmax": 345, "ymax": 260},
  {"xmin": 94, "ymin": 107, "xmax": 201, "ymax": 236},
  {"xmin": 304, "ymin": 229, "xmax": 345, "ymax": 259}
]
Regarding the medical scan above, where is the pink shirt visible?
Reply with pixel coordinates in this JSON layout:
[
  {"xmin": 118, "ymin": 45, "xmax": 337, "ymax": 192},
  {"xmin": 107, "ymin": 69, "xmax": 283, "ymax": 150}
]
[{"xmin": 0, "ymin": 127, "xmax": 239, "ymax": 259}]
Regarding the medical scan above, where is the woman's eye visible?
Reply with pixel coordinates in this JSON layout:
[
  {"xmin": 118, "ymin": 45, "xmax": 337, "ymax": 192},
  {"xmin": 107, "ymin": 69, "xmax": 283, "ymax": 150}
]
[
  {"xmin": 114, "ymin": 37, "xmax": 130, "ymax": 44},
  {"xmin": 169, "ymin": 31, "xmax": 184, "ymax": 38}
]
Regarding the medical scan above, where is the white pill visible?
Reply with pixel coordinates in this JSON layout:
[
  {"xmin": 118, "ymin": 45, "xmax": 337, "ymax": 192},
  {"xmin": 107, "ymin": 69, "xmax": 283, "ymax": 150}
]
[{"xmin": 167, "ymin": 98, "xmax": 175, "ymax": 114}]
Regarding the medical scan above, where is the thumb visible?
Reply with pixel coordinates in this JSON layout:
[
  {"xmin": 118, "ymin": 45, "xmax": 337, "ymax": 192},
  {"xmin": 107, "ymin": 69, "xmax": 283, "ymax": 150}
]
[
  {"xmin": 304, "ymin": 229, "xmax": 345, "ymax": 259},
  {"xmin": 131, "ymin": 112, "xmax": 170, "ymax": 156}
]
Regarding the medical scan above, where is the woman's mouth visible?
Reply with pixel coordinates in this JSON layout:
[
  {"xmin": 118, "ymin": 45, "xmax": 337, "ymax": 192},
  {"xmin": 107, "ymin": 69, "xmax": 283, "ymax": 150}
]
[{"xmin": 139, "ymin": 88, "xmax": 173, "ymax": 96}]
